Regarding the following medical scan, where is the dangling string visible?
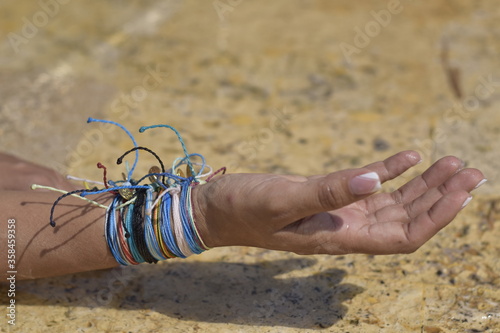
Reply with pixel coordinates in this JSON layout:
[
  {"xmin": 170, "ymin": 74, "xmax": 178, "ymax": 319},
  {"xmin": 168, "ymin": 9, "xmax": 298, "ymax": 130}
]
[
  {"xmin": 195, "ymin": 163, "xmax": 214, "ymax": 179},
  {"xmin": 36, "ymin": 187, "xmax": 103, "ymax": 227},
  {"xmin": 31, "ymin": 184, "xmax": 108, "ymax": 210},
  {"xmin": 206, "ymin": 166, "xmax": 227, "ymax": 182},
  {"xmin": 116, "ymin": 146, "xmax": 166, "ymax": 184},
  {"xmin": 97, "ymin": 163, "xmax": 110, "ymax": 189},
  {"xmin": 87, "ymin": 118, "xmax": 139, "ymax": 182},
  {"xmin": 172, "ymin": 153, "xmax": 207, "ymax": 179},
  {"xmin": 134, "ymin": 171, "xmax": 184, "ymax": 188},
  {"xmin": 34, "ymin": 119, "xmax": 224, "ymax": 266},
  {"xmin": 139, "ymin": 124, "xmax": 197, "ymax": 182},
  {"xmin": 115, "ymin": 196, "xmax": 137, "ymax": 210},
  {"xmin": 66, "ymin": 175, "xmax": 104, "ymax": 186},
  {"xmin": 79, "ymin": 184, "xmax": 150, "ymax": 197}
]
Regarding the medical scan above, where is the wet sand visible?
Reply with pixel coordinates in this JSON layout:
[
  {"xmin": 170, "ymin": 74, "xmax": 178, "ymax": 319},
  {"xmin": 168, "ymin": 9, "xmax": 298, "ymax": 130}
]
[{"xmin": 1, "ymin": 1, "xmax": 499, "ymax": 332}]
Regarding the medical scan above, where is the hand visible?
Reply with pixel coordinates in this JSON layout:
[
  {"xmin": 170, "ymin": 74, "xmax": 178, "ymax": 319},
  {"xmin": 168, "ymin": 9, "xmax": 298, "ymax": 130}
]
[
  {"xmin": 193, "ymin": 151, "xmax": 485, "ymax": 255},
  {"xmin": 0, "ymin": 153, "xmax": 77, "ymax": 191}
]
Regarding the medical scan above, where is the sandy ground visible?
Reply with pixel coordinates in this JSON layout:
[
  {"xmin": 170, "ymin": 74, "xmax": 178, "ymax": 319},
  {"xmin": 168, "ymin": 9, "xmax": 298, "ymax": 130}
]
[{"xmin": 1, "ymin": 1, "xmax": 500, "ymax": 332}]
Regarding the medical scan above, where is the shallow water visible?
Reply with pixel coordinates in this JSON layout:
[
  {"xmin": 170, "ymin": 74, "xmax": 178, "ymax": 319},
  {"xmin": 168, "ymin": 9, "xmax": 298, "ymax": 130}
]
[{"xmin": 1, "ymin": 1, "xmax": 500, "ymax": 332}]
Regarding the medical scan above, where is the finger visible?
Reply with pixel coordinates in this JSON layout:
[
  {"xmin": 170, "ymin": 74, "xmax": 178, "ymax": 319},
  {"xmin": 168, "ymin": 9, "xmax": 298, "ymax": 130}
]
[
  {"xmin": 285, "ymin": 151, "xmax": 421, "ymax": 218},
  {"xmin": 363, "ymin": 155, "xmax": 465, "ymax": 214},
  {"xmin": 400, "ymin": 168, "xmax": 484, "ymax": 219},
  {"xmin": 357, "ymin": 191, "xmax": 472, "ymax": 254},
  {"xmin": 305, "ymin": 150, "xmax": 420, "ymax": 183},
  {"xmin": 404, "ymin": 190, "xmax": 472, "ymax": 252},
  {"xmin": 370, "ymin": 168, "xmax": 485, "ymax": 223},
  {"xmin": 393, "ymin": 156, "xmax": 464, "ymax": 204},
  {"xmin": 363, "ymin": 150, "xmax": 422, "ymax": 183}
]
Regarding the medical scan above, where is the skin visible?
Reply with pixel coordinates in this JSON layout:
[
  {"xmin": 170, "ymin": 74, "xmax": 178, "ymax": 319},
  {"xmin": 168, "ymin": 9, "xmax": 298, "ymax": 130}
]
[{"xmin": 0, "ymin": 151, "xmax": 485, "ymax": 280}]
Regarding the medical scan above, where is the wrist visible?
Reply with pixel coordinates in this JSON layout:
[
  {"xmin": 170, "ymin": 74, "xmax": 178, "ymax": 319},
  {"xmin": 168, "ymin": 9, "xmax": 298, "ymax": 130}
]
[{"xmin": 192, "ymin": 184, "xmax": 217, "ymax": 248}]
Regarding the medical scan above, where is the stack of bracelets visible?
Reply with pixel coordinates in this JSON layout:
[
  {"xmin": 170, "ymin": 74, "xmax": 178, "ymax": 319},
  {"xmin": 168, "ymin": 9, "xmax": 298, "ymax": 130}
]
[{"xmin": 31, "ymin": 118, "xmax": 226, "ymax": 265}]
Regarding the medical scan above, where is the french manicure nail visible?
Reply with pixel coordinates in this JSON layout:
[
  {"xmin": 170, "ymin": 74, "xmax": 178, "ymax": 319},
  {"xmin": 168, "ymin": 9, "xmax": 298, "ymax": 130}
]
[
  {"xmin": 473, "ymin": 178, "xmax": 487, "ymax": 190},
  {"xmin": 461, "ymin": 196, "xmax": 473, "ymax": 209},
  {"xmin": 350, "ymin": 172, "xmax": 381, "ymax": 195}
]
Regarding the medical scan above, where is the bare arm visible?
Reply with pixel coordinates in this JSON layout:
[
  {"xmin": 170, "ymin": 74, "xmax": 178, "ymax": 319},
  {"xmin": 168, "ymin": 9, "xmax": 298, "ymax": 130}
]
[
  {"xmin": 0, "ymin": 153, "xmax": 117, "ymax": 279},
  {"xmin": 0, "ymin": 191, "xmax": 117, "ymax": 280},
  {"xmin": 0, "ymin": 151, "xmax": 485, "ymax": 280}
]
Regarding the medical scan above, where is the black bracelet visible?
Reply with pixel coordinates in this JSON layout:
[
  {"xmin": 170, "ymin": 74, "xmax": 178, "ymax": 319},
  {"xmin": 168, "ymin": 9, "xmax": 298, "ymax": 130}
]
[{"xmin": 132, "ymin": 188, "xmax": 158, "ymax": 264}]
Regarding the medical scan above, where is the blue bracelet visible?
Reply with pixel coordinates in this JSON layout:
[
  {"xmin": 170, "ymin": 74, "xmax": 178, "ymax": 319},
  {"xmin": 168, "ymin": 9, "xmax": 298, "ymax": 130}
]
[
  {"xmin": 143, "ymin": 186, "xmax": 168, "ymax": 261},
  {"xmin": 179, "ymin": 183, "xmax": 205, "ymax": 254},
  {"xmin": 106, "ymin": 196, "xmax": 129, "ymax": 265}
]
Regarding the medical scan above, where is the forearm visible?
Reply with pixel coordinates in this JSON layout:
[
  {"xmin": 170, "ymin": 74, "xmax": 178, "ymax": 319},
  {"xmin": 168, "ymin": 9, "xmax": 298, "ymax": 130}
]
[
  {"xmin": 0, "ymin": 191, "xmax": 118, "ymax": 280},
  {"xmin": 0, "ymin": 150, "xmax": 485, "ymax": 280}
]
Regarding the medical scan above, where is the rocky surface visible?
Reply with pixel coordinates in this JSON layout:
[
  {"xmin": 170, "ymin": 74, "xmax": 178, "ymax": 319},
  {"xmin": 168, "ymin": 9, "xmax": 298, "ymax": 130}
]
[{"xmin": 1, "ymin": 1, "xmax": 499, "ymax": 332}]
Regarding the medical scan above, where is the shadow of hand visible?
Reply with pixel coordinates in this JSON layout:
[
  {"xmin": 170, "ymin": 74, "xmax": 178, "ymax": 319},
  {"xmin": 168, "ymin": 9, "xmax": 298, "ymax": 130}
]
[{"xmin": 18, "ymin": 258, "xmax": 364, "ymax": 329}]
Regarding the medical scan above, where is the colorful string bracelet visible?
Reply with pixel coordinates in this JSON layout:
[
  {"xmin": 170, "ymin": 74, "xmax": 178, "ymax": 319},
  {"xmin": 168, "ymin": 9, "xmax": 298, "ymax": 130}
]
[{"xmin": 32, "ymin": 118, "xmax": 226, "ymax": 265}]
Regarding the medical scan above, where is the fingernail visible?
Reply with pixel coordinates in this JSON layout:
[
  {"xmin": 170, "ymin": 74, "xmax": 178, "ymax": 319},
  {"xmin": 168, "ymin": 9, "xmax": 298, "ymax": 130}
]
[
  {"xmin": 350, "ymin": 172, "xmax": 381, "ymax": 195},
  {"xmin": 461, "ymin": 196, "xmax": 473, "ymax": 209},
  {"xmin": 474, "ymin": 178, "xmax": 487, "ymax": 190}
]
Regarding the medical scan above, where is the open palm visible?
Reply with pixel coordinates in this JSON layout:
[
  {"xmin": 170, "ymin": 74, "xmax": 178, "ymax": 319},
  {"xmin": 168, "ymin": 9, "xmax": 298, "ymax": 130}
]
[{"xmin": 194, "ymin": 151, "xmax": 484, "ymax": 255}]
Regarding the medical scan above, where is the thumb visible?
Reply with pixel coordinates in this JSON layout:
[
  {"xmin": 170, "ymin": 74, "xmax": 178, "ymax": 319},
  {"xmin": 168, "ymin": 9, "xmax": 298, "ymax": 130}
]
[
  {"xmin": 288, "ymin": 168, "xmax": 381, "ymax": 217},
  {"xmin": 284, "ymin": 150, "xmax": 421, "ymax": 218},
  {"xmin": 347, "ymin": 171, "xmax": 382, "ymax": 195}
]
